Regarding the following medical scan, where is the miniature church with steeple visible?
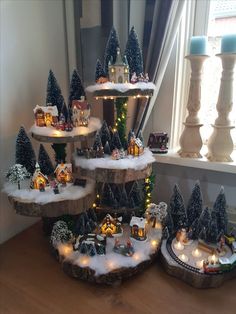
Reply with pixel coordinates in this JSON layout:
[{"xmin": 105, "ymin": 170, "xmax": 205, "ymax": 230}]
[{"xmin": 108, "ymin": 47, "xmax": 129, "ymax": 83}]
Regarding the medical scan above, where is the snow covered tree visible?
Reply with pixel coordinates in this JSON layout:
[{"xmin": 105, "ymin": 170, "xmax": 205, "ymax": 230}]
[
  {"xmin": 104, "ymin": 26, "xmax": 120, "ymax": 75},
  {"xmin": 100, "ymin": 120, "xmax": 111, "ymax": 147},
  {"xmin": 199, "ymin": 226, "xmax": 207, "ymax": 242},
  {"xmin": 120, "ymin": 187, "xmax": 129, "ymax": 207},
  {"xmin": 95, "ymin": 59, "xmax": 106, "ymax": 82},
  {"xmin": 129, "ymin": 181, "xmax": 141, "ymax": 206},
  {"xmin": 75, "ymin": 215, "xmax": 85, "ymax": 235},
  {"xmin": 61, "ymin": 102, "xmax": 69, "ymax": 122},
  {"xmin": 164, "ymin": 210, "xmax": 174, "ymax": 235},
  {"xmin": 87, "ymin": 208, "xmax": 97, "ymax": 223},
  {"xmin": 46, "ymin": 70, "xmax": 65, "ymax": 114},
  {"xmin": 6, "ymin": 164, "xmax": 30, "ymax": 189},
  {"xmin": 93, "ymin": 132, "xmax": 103, "ymax": 151},
  {"xmin": 50, "ymin": 221, "xmax": 73, "ymax": 246},
  {"xmin": 68, "ymin": 69, "xmax": 85, "ymax": 108},
  {"xmin": 189, "ymin": 218, "xmax": 200, "ymax": 240},
  {"xmin": 186, "ymin": 181, "xmax": 203, "ymax": 226},
  {"xmin": 207, "ymin": 210, "xmax": 219, "ymax": 244},
  {"xmin": 198, "ymin": 207, "xmax": 210, "ymax": 237},
  {"xmin": 125, "ymin": 26, "xmax": 143, "ymax": 77},
  {"xmin": 101, "ymin": 183, "xmax": 115, "ymax": 206},
  {"xmin": 110, "ymin": 131, "xmax": 122, "ymax": 150},
  {"xmin": 38, "ymin": 144, "xmax": 54, "ymax": 176},
  {"xmin": 104, "ymin": 141, "xmax": 111, "ymax": 155},
  {"xmin": 213, "ymin": 186, "xmax": 228, "ymax": 234},
  {"xmin": 169, "ymin": 184, "xmax": 188, "ymax": 231},
  {"xmin": 16, "ymin": 126, "xmax": 36, "ymax": 175}
]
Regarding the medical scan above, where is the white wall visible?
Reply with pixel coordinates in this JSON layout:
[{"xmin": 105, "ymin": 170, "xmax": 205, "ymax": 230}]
[{"xmin": 0, "ymin": 0, "xmax": 70, "ymax": 243}]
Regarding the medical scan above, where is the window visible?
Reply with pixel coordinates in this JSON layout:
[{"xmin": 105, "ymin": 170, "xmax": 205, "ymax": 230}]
[
  {"xmin": 200, "ymin": 0, "xmax": 236, "ymax": 145},
  {"xmin": 171, "ymin": 0, "xmax": 236, "ymax": 151}
]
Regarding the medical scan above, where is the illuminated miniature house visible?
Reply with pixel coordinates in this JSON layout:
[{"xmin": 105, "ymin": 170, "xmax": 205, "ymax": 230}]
[
  {"xmin": 34, "ymin": 105, "xmax": 58, "ymax": 127},
  {"xmin": 54, "ymin": 163, "xmax": 73, "ymax": 184},
  {"xmin": 108, "ymin": 48, "xmax": 129, "ymax": 83},
  {"xmin": 130, "ymin": 217, "xmax": 147, "ymax": 241},
  {"xmin": 127, "ymin": 136, "xmax": 144, "ymax": 156},
  {"xmin": 71, "ymin": 97, "xmax": 90, "ymax": 127},
  {"xmin": 100, "ymin": 214, "xmax": 122, "ymax": 237},
  {"xmin": 31, "ymin": 163, "xmax": 49, "ymax": 190}
]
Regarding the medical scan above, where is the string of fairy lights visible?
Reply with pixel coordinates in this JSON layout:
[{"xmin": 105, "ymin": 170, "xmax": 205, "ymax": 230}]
[{"xmin": 92, "ymin": 96, "xmax": 154, "ymax": 215}]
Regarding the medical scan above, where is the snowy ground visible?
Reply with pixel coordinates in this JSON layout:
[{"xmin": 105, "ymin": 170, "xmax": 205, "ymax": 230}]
[
  {"xmin": 74, "ymin": 148, "xmax": 155, "ymax": 171},
  {"xmin": 56, "ymin": 224, "xmax": 162, "ymax": 276},
  {"xmin": 30, "ymin": 117, "xmax": 101, "ymax": 138},
  {"xmin": 86, "ymin": 82, "xmax": 156, "ymax": 93},
  {"xmin": 171, "ymin": 238, "xmax": 232, "ymax": 270},
  {"xmin": 3, "ymin": 180, "xmax": 95, "ymax": 204}
]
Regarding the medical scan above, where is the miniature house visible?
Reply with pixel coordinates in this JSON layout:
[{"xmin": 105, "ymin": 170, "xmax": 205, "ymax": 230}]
[
  {"xmin": 54, "ymin": 163, "xmax": 73, "ymax": 184},
  {"xmin": 108, "ymin": 48, "xmax": 129, "ymax": 83},
  {"xmin": 128, "ymin": 136, "xmax": 144, "ymax": 156},
  {"xmin": 130, "ymin": 216, "xmax": 147, "ymax": 241},
  {"xmin": 34, "ymin": 105, "xmax": 58, "ymax": 127},
  {"xmin": 147, "ymin": 132, "xmax": 168, "ymax": 153},
  {"xmin": 100, "ymin": 214, "xmax": 122, "ymax": 236},
  {"xmin": 31, "ymin": 163, "xmax": 49, "ymax": 190},
  {"xmin": 71, "ymin": 97, "xmax": 90, "ymax": 127}
]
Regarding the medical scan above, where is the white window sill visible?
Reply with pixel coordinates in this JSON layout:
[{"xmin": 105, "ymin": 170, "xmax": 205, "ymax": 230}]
[{"xmin": 154, "ymin": 147, "xmax": 236, "ymax": 174}]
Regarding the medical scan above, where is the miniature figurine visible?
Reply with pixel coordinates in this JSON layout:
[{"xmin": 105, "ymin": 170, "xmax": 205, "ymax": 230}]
[
  {"xmin": 148, "ymin": 132, "xmax": 169, "ymax": 154},
  {"xmin": 113, "ymin": 238, "xmax": 135, "ymax": 257}
]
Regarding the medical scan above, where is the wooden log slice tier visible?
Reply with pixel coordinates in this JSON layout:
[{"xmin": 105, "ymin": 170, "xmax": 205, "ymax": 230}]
[
  {"xmin": 8, "ymin": 186, "xmax": 95, "ymax": 218},
  {"xmin": 31, "ymin": 130, "xmax": 97, "ymax": 144},
  {"xmin": 160, "ymin": 239, "xmax": 236, "ymax": 288},
  {"xmin": 30, "ymin": 117, "xmax": 101, "ymax": 143},
  {"xmin": 77, "ymin": 163, "xmax": 153, "ymax": 184},
  {"xmin": 51, "ymin": 244, "xmax": 160, "ymax": 285}
]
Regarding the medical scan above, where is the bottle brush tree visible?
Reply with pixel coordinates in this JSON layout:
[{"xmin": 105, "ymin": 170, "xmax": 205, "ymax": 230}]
[
  {"xmin": 68, "ymin": 69, "xmax": 85, "ymax": 109},
  {"xmin": 186, "ymin": 181, "xmax": 203, "ymax": 226},
  {"xmin": 38, "ymin": 144, "xmax": 54, "ymax": 176},
  {"xmin": 95, "ymin": 59, "xmax": 106, "ymax": 82},
  {"xmin": 125, "ymin": 26, "xmax": 144, "ymax": 77},
  {"xmin": 104, "ymin": 26, "xmax": 120, "ymax": 75},
  {"xmin": 213, "ymin": 186, "xmax": 228, "ymax": 234},
  {"xmin": 169, "ymin": 184, "xmax": 188, "ymax": 231},
  {"xmin": 16, "ymin": 126, "xmax": 36, "ymax": 175},
  {"xmin": 46, "ymin": 69, "xmax": 65, "ymax": 114}
]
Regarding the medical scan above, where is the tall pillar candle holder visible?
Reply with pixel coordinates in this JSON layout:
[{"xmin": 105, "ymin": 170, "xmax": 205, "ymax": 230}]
[
  {"xmin": 206, "ymin": 53, "xmax": 236, "ymax": 162},
  {"xmin": 178, "ymin": 54, "xmax": 208, "ymax": 158}
]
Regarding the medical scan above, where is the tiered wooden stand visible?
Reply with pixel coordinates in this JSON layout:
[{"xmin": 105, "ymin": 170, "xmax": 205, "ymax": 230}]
[{"xmin": 161, "ymin": 238, "xmax": 236, "ymax": 288}]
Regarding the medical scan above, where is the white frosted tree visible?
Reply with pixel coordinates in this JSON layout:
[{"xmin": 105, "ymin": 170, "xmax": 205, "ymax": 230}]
[
  {"xmin": 6, "ymin": 164, "xmax": 30, "ymax": 189},
  {"xmin": 169, "ymin": 184, "xmax": 188, "ymax": 231},
  {"xmin": 186, "ymin": 181, "xmax": 203, "ymax": 226}
]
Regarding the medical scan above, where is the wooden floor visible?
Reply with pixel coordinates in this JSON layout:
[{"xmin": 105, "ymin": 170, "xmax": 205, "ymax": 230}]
[{"xmin": 0, "ymin": 222, "xmax": 236, "ymax": 314}]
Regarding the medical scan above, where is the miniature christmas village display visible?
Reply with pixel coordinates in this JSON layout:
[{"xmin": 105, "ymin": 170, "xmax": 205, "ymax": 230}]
[
  {"xmin": 50, "ymin": 203, "xmax": 165, "ymax": 284},
  {"xmin": 161, "ymin": 182, "xmax": 236, "ymax": 288}
]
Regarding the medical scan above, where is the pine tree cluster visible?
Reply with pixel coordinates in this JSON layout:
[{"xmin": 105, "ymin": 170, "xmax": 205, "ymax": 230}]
[
  {"xmin": 74, "ymin": 208, "xmax": 98, "ymax": 236},
  {"xmin": 165, "ymin": 182, "xmax": 228, "ymax": 244}
]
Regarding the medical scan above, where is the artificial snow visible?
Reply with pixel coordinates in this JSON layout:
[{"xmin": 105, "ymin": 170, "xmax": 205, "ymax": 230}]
[
  {"xmin": 30, "ymin": 117, "xmax": 101, "ymax": 138},
  {"xmin": 57, "ymin": 224, "xmax": 162, "ymax": 276},
  {"xmin": 3, "ymin": 180, "xmax": 95, "ymax": 204},
  {"xmin": 86, "ymin": 82, "xmax": 156, "ymax": 93},
  {"xmin": 74, "ymin": 148, "xmax": 155, "ymax": 171}
]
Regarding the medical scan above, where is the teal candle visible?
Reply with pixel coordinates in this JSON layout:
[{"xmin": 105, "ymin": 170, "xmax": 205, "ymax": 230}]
[
  {"xmin": 221, "ymin": 34, "xmax": 236, "ymax": 53},
  {"xmin": 189, "ymin": 36, "xmax": 207, "ymax": 55}
]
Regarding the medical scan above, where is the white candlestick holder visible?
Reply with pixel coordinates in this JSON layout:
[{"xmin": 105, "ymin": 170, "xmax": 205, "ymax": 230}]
[
  {"xmin": 178, "ymin": 55, "xmax": 209, "ymax": 158},
  {"xmin": 207, "ymin": 53, "xmax": 236, "ymax": 162}
]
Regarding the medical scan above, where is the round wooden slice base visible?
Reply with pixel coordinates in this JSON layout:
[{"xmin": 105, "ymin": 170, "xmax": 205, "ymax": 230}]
[
  {"xmin": 31, "ymin": 130, "xmax": 97, "ymax": 144},
  {"xmin": 8, "ymin": 190, "xmax": 95, "ymax": 218},
  {"xmin": 77, "ymin": 163, "xmax": 153, "ymax": 184},
  {"xmin": 92, "ymin": 88, "xmax": 154, "ymax": 98},
  {"xmin": 51, "ymin": 245, "xmax": 160, "ymax": 285},
  {"xmin": 160, "ymin": 240, "xmax": 236, "ymax": 288}
]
